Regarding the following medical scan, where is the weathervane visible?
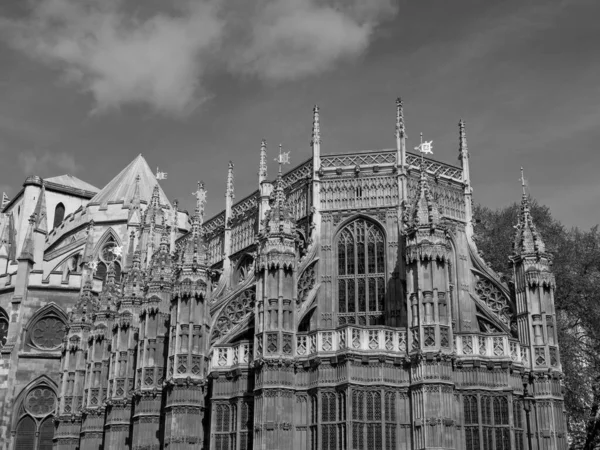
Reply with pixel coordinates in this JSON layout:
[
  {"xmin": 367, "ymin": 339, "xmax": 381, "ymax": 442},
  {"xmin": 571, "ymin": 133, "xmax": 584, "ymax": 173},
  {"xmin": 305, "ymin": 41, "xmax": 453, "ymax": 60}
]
[
  {"xmin": 414, "ymin": 132, "xmax": 433, "ymax": 171},
  {"xmin": 156, "ymin": 167, "xmax": 167, "ymax": 180},
  {"xmin": 274, "ymin": 144, "xmax": 291, "ymax": 173}
]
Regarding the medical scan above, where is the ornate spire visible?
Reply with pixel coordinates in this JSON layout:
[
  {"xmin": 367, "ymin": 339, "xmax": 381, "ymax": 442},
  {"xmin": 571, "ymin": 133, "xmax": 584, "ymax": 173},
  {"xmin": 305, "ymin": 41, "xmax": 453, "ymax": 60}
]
[
  {"xmin": 226, "ymin": 161, "xmax": 235, "ymax": 200},
  {"xmin": 128, "ymin": 174, "xmax": 142, "ymax": 224},
  {"xmin": 396, "ymin": 97, "xmax": 405, "ymax": 139},
  {"xmin": 259, "ymin": 139, "xmax": 268, "ymax": 182},
  {"xmin": 273, "ymin": 144, "xmax": 287, "ymax": 208},
  {"xmin": 513, "ymin": 168, "xmax": 546, "ymax": 257},
  {"xmin": 407, "ymin": 170, "xmax": 440, "ymax": 229},
  {"xmin": 459, "ymin": 119, "xmax": 468, "ymax": 160},
  {"xmin": 160, "ymin": 217, "xmax": 170, "ymax": 250},
  {"xmin": 311, "ymin": 105, "xmax": 321, "ymax": 146}
]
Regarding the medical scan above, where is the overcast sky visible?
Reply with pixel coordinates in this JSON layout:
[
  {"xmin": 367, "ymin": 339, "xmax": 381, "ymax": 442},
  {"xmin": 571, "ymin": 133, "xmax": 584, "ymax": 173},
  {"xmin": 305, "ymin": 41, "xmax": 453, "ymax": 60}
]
[{"xmin": 0, "ymin": 0, "xmax": 598, "ymax": 229}]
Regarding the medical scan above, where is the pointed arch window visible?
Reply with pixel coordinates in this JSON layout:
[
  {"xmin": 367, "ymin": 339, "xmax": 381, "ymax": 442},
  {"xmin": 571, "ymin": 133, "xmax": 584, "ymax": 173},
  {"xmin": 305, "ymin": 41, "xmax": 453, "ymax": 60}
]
[
  {"xmin": 14, "ymin": 385, "xmax": 57, "ymax": 450},
  {"xmin": 53, "ymin": 203, "xmax": 65, "ymax": 229},
  {"xmin": 337, "ymin": 219, "xmax": 386, "ymax": 325}
]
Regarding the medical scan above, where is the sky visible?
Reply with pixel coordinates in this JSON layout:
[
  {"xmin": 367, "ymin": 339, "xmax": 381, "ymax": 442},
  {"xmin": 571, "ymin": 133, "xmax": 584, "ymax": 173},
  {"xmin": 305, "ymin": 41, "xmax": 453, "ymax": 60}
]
[{"xmin": 0, "ymin": 0, "xmax": 598, "ymax": 229}]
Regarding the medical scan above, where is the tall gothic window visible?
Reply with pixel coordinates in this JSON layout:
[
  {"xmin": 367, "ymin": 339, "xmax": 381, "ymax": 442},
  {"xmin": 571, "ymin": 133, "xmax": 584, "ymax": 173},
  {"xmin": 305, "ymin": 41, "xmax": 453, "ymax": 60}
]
[
  {"xmin": 214, "ymin": 402, "xmax": 237, "ymax": 450},
  {"xmin": 0, "ymin": 308, "xmax": 8, "ymax": 348},
  {"xmin": 464, "ymin": 394, "xmax": 512, "ymax": 450},
  {"xmin": 321, "ymin": 391, "xmax": 346, "ymax": 450},
  {"xmin": 53, "ymin": 203, "xmax": 65, "ymax": 229},
  {"xmin": 464, "ymin": 395, "xmax": 480, "ymax": 450},
  {"xmin": 352, "ymin": 389, "xmax": 385, "ymax": 450},
  {"xmin": 337, "ymin": 219, "xmax": 385, "ymax": 325},
  {"xmin": 14, "ymin": 385, "xmax": 57, "ymax": 450}
]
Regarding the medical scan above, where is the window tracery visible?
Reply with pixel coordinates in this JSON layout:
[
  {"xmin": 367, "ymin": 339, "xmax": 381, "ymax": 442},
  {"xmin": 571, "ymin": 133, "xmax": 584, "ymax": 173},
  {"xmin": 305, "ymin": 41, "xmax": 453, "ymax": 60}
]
[
  {"xmin": 212, "ymin": 288, "xmax": 256, "ymax": 342},
  {"xmin": 14, "ymin": 384, "xmax": 57, "ymax": 450},
  {"xmin": 474, "ymin": 275, "xmax": 512, "ymax": 328},
  {"xmin": 337, "ymin": 219, "xmax": 386, "ymax": 326},
  {"xmin": 463, "ymin": 394, "xmax": 512, "ymax": 450},
  {"xmin": 29, "ymin": 315, "xmax": 66, "ymax": 350}
]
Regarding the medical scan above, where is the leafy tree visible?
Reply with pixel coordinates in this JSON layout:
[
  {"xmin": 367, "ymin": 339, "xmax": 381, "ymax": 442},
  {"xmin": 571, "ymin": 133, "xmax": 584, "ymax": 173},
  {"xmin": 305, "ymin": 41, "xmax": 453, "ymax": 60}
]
[{"xmin": 473, "ymin": 200, "xmax": 600, "ymax": 449}]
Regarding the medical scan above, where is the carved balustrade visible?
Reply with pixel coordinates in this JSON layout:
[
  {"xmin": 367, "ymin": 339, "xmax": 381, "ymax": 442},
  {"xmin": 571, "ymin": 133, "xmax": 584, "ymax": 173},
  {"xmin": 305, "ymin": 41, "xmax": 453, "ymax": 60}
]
[
  {"xmin": 210, "ymin": 341, "xmax": 253, "ymax": 371},
  {"xmin": 454, "ymin": 333, "xmax": 523, "ymax": 363},
  {"xmin": 295, "ymin": 326, "xmax": 408, "ymax": 357}
]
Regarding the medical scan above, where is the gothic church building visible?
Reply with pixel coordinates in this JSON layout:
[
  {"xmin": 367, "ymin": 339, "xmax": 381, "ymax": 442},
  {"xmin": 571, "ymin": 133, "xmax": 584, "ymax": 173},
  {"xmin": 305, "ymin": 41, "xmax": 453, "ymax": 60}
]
[{"xmin": 0, "ymin": 100, "xmax": 567, "ymax": 449}]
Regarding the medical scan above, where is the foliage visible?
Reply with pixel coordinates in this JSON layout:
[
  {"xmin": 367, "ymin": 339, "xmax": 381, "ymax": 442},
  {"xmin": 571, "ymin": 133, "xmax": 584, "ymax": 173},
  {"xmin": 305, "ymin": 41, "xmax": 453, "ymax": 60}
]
[{"xmin": 473, "ymin": 201, "xmax": 600, "ymax": 450}]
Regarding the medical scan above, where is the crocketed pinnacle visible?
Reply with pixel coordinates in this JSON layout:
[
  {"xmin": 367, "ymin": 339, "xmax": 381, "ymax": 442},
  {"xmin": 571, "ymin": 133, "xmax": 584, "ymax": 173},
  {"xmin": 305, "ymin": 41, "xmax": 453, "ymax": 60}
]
[
  {"xmin": 459, "ymin": 119, "xmax": 468, "ymax": 160},
  {"xmin": 226, "ymin": 161, "xmax": 235, "ymax": 200},
  {"xmin": 409, "ymin": 169, "xmax": 440, "ymax": 228},
  {"xmin": 259, "ymin": 139, "xmax": 268, "ymax": 180},
  {"xmin": 311, "ymin": 105, "xmax": 321, "ymax": 146},
  {"xmin": 513, "ymin": 172, "xmax": 546, "ymax": 257},
  {"xmin": 396, "ymin": 98, "xmax": 405, "ymax": 139}
]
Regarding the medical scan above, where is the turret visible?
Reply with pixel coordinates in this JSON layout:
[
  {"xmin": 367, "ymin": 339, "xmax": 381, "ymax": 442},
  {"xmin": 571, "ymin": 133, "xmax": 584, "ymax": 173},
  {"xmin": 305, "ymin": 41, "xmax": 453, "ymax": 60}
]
[
  {"xmin": 164, "ymin": 181, "xmax": 210, "ymax": 449},
  {"xmin": 55, "ymin": 277, "xmax": 98, "ymax": 450},
  {"xmin": 104, "ymin": 239, "xmax": 142, "ymax": 449},
  {"xmin": 80, "ymin": 264, "xmax": 118, "ymax": 450},
  {"xmin": 404, "ymin": 169, "xmax": 453, "ymax": 353},
  {"xmin": 510, "ymin": 170, "xmax": 559, "ymax": 371},
  {"xmin": 132, "ymin": 221, "xmax": 173, "ymax": 448},
  {"xmin": 253, "ymin": 148, "xmax": 298, "ymax": 449}
]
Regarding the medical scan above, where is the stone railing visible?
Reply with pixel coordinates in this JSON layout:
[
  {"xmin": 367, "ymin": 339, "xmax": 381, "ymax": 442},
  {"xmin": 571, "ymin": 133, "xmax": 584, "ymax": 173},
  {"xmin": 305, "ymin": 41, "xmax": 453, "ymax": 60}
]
[
  {"xmin": 296, "ymin": 326, "xmax": 407, "ymax": 357},
  {"xmin": 210, "ymin": 341, "xmax": 253, "ymax": 370},
  {"xmin": 454, "ymin": 334, "xmax": 523, "ymax": 363}
]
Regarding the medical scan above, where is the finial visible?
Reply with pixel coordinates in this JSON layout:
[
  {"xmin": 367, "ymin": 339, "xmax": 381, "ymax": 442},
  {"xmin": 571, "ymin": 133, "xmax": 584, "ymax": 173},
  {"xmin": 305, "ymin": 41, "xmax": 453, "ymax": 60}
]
[
  {"xmin": 259, "ymin": 139, "xmax": 268, "ymax": 181},
  {"xmin": 520, "ymin": 167, "xmax": 527, "ymax": 196},
  {"xmin": 192, "ymin": 181, "xmax": 207, "ymax": 226},
  {"xmin": 311, "ymin": 105, "xmax": 321, "ymax": 146},
  {"xmin": 396, "ymin": 98, "xmax": 405, "ymax": 138},
  {"xmin": 226, "ymin": 161, "xmax": 235, "ymax": 199}
]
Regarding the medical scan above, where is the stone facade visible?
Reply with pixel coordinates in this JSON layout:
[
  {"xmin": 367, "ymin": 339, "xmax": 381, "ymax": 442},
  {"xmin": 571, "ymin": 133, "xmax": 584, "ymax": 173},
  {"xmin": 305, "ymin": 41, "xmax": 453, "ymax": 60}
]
[{"xmin": 0, "ymin": 101, "xmax": 567, "ymax": 449}]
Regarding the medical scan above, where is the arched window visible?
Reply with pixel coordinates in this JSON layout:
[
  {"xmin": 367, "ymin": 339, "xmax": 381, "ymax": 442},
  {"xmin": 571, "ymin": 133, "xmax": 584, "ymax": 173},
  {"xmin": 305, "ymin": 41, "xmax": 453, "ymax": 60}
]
[
  {"xmin": 96, "ymin": 237, "xmax": 122, "ymax": 283},
  {"xmin": 53, "ymin": 203, "xmax": 65, "ymax": 229},
  {"xmin": 15, "ymin": 416, "xmax": 35, "ymax": 450},
  {"xmin": 337, "ymin": 219, "xmax": 385, "ymax": 326},
  {"xmin": 14, "ymin": 384, "xmax": 57, "ymax": 450}
]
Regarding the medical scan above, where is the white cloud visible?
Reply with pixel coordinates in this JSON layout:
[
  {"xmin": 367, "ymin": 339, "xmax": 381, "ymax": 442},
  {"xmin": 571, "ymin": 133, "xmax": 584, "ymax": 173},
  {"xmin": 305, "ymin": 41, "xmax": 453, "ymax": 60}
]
[
  {"xmin": 226, "ymin": 0, "xmax": 397, "ymax": 81},
  {"xmin": 0, "ymin": 0, "xmax": 223, "ymax": 116},
  {"xmin": 0, "ymin": 0, "xmax": 398, "ymax": 116},
  {"xmin": 19, "ymin": 151, "xmax": 81, "ymax": 176}
]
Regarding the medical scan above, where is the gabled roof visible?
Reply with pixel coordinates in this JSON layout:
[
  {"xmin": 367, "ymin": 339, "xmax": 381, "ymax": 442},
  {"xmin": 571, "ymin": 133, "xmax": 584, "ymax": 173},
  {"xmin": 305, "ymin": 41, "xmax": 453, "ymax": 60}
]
[
  {"xmin": 45, "ymin": 175, "xmax": 100, "ymax": 193},
  {"xmin": 89, "ymin": 154, "xmax": 171, "ymax": 207}
]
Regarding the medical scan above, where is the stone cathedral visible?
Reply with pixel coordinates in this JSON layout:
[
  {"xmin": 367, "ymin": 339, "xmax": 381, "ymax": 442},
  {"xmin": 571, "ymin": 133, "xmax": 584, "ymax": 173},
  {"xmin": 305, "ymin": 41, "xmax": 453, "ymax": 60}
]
[{"xmin": 0, "ymin": 100, "xmax": 567, "ymax": 450}]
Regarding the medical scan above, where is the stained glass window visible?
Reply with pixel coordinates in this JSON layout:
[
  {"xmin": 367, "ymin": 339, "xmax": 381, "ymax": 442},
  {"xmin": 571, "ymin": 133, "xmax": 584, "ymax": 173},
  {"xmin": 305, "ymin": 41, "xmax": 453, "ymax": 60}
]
[
  {"xmin": 337, "ymin": 219, "xmax": 386, "ymax": 322},
  {"xmin": 465, "ymin": 394, "xmax": 514, "ymax": 450},
  {"xmin": 38, "ymin": 418, "xmax": 54, "ymax": 450}
]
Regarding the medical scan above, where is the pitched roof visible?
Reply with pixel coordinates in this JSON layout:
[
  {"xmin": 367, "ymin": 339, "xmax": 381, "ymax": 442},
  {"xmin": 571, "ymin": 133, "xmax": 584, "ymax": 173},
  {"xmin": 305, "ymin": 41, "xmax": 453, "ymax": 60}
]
[
  {"xmin": 89, "ymin": 154, "xmax": 171, "ymax": 207},
  {"xmin": 45, "ymin": 175, "xmax": 99, "ymax": 193}
]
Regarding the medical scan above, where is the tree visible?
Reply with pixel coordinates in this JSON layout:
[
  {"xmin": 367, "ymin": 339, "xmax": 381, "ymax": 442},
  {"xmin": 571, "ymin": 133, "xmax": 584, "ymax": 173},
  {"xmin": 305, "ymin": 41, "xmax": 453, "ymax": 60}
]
[{"xmin": 473, "ymin": 200, "xmax": 600, "ymax": 449}]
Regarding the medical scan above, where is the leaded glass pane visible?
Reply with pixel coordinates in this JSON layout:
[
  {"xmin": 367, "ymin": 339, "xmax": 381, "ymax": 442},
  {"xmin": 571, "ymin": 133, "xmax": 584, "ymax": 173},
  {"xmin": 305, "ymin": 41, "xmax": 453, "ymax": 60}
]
[
  {"xmin": 339, "ymin": 280, "xmax": 347, "ymax": 313},
  {"xmin": 358, "ymin": 279, "xmax": 366, "ymax": 312},
  {"xmin": 368, "ymin": 278, "xmax": 376, "ymax": 312}
]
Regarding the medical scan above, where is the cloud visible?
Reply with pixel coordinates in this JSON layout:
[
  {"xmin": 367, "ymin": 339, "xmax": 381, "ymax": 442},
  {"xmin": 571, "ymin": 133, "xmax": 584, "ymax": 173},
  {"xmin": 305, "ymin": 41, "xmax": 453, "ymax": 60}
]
[
  {"xmin": 226, "ymin": 0, "xmax": 397, "ymax": 81},
  {"xmin": 0, "ymin": 0, "xmax": 224, "ymax": 116},
  {"xmin": 19, "ymin": 151, "xmax": 81, "ymax": 176},
  {"xmin": 0, "ymin": 0, "xmax": 398, "ymax": 115}
]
